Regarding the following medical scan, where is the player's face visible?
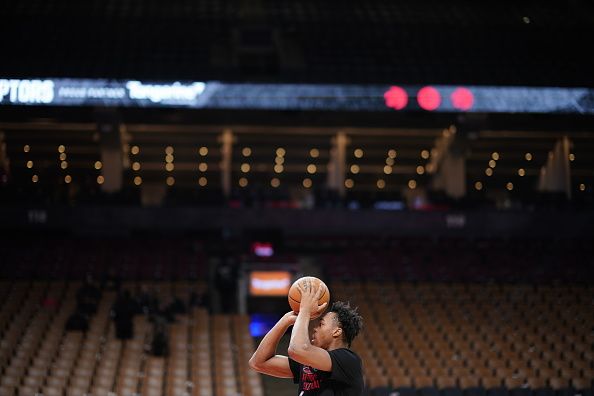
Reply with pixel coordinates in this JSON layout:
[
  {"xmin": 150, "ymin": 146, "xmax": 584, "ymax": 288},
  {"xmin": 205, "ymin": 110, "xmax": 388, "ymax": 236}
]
[{"xmin": 311, "ymin": 312, "xmax": 340, "ymax": 349}]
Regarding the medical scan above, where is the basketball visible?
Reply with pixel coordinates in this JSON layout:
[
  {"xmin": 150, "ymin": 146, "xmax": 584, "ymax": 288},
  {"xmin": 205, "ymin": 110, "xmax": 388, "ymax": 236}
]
[{"xmin": 288, "ymin": 276, "xmax": 330, "ymax": 319}]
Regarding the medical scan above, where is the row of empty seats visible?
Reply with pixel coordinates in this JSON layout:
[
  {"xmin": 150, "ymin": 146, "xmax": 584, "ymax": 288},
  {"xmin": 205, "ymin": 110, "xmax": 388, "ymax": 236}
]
[
  {"xmin": 328, "ymin": 281, "xmax": 593, "ymax": 393},
  {"xmin": 0, "ymin": 280, "xmax": 262, "ymax": 396}
]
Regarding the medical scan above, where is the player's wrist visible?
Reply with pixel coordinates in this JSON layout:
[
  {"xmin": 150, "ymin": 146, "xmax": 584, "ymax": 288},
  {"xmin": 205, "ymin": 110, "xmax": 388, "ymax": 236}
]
[
  {"xmin": 281, "ymin": 312, "xmax": 295, "ymax": 325},
  {"xmin": 299, "ymin": 306, "xmax": 313, "ymax": 314}
]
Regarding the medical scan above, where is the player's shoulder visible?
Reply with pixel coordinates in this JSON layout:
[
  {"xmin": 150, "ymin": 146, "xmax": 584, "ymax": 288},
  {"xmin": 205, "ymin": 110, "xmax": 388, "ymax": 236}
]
[{"xmin": 329, "ymin": 348, "xmax": 361, "ymax": 362}]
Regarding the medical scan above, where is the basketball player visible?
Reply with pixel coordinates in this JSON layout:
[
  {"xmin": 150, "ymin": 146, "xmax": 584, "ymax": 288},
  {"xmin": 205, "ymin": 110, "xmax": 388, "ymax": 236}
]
[{"xmin": 249, "ymin": 278, "xmax": 364, "ymax": 395}]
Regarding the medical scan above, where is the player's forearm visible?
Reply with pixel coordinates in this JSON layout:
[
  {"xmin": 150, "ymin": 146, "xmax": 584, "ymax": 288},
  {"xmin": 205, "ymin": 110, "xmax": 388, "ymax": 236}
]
[
  {"xmin": 249, "ymin": 317, "xmax": 290, "ymax": 366},
  {"xmin": 288, "ymin": 308, "xmax": 312, "ymax": 354}
]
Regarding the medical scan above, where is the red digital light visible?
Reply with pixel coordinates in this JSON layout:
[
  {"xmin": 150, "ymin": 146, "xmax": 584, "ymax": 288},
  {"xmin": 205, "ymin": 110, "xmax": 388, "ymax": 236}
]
[
  {"xmin": 451, "ymin": 87, "xmax": 474, "ymax": 110},
  {"xmin": 384, "ymin": 86, "xmax": 408, "ymax": 110},
  {"xmin": 252, "ymin": 242, "xmax": 274, "ymax": 257},
  {"xmin": 417, "ymin": 86, "xmax": 441, "ymax": 111}
]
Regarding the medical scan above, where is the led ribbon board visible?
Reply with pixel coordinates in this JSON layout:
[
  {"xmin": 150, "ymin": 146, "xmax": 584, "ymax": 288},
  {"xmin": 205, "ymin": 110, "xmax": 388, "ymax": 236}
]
[{"xmin": 1, "ymin": 78, "xmax": 593, "ymax": 114}]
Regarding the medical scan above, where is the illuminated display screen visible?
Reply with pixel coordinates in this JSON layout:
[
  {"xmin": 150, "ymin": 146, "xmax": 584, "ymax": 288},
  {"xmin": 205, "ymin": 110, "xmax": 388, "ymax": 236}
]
[
  {"xmin": 1, "ymin": 77, "xmax": 593, "ymax": 114},
  {"xmin": 249, "ymin": 271, "xmax": 292, "ymax": 296}
]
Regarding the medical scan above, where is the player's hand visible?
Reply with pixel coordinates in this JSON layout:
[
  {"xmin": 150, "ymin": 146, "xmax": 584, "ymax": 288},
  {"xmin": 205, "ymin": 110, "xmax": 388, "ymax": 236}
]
[
  {"xmin": 296, "ymin": 278, "xmax": 327, "ymax": 316},
  {"xmin": 283, "ymin": 311, "xmax": 298, "ymax": 326}
]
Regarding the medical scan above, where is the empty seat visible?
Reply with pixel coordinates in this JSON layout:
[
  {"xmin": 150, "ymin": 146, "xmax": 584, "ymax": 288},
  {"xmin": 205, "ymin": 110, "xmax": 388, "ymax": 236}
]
[
  {"xmin": 391, "ymin": 376, "xmax": 412, "ymax": 388},
  {"xmin": 437, "ymin": 376, "xmax": 458, "ymax": 389},
  {"xmin": 0, "ymin": 386, "xmax": 14, "ymax": 396},
  {"xmin": 504, "ymin": 377, "xmax": 525, "ymax": 389},
  {"xmin": 19, "ymin": 385, "xmax": 39, "ymax": 395},
  {"xmin": 483, "ymin": 377, "xmax": 503, "ymax": 389},
  {"xmin": 414, "ymin": 376, "xmax": 435, "ymax": 388},
  {"xmin": 527, "ymin": 377, "xmax": 547, "ymax": 389},
  {"xmin": 572, "ymin": 377, "xmax": 592, "ymax": 391},
  {"xmin": 44, "ymin": 386, "xmax": 64, "ymax": 396}
]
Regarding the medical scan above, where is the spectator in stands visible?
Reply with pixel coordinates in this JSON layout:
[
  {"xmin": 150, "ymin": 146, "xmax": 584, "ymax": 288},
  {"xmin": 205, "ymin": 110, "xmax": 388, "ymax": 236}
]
[
  {"xmin": 137, "ymin": 285, "xmax": 159, "ymax": 315},
  {"xmin": 189, "ymin": 290, "xmax": 210, "ymax": 311},
  {"xmin": 158, "ymin": 298, "xmax": 176, "ymax": 323},
  {"xmin": 150, "ymin": 317, "xmax": 169, "ymax": 357},
  {"xmin": 111, "ymin": 290, "xmax": 135, "ymax": 340},
  {"xmin": 66, "ymin": 310, "xmax": 89, "ymax": 332},
  {"xmin": 101, "ymin": 267, "xmax": 121, "ymax": 291},
  {"xmin": 215, "ymin": 256, "xmax": 238, "ymax": 313},
  {"xmin": 76, "ymin": 275, "xmax": 101, "ymax": 315},
  {"xmin": 165, "ymin": 295, "xmax": 186, "ymax": 318},
  {"xmin": 250, "ymin": 280, "xmax": 364, "ymax": 396}
]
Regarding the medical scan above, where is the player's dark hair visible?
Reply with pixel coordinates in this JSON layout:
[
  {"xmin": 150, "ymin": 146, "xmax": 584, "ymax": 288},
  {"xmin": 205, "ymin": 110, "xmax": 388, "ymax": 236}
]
[{"xmin": 330, "ymin": 301, "xmax": 363, "ymax": 347}]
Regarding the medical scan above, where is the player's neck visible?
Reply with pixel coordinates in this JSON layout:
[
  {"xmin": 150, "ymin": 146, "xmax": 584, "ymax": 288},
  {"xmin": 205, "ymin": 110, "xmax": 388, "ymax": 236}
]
[{"xmin": 327, "ymin": 340, "xmax": 348, "ymax": 351}]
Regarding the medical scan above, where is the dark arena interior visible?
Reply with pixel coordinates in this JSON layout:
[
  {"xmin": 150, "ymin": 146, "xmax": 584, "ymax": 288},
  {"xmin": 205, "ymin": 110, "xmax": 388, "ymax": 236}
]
[{"xmin": 0, "ymin": 1, "xmax": 593, "ymax": 396}]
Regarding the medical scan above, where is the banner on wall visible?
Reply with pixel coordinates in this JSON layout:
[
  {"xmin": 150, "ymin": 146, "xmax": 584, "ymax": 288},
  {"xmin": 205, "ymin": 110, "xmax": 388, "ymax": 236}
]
[{"xmin": 1, "ymin": 77, "xmax": 593, "ymax": 114}]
